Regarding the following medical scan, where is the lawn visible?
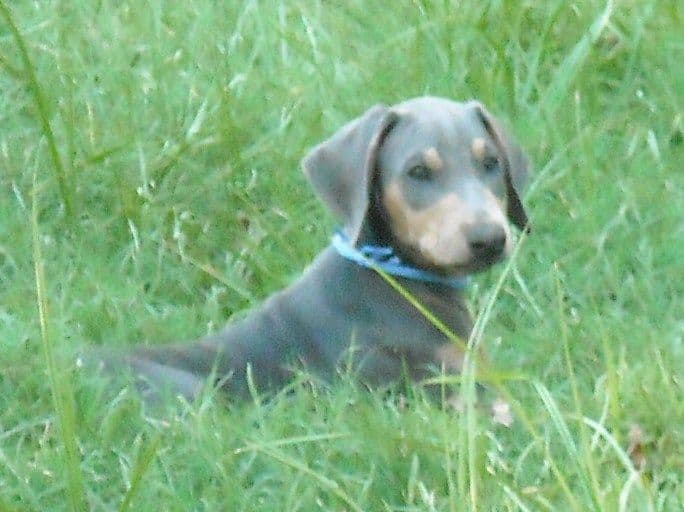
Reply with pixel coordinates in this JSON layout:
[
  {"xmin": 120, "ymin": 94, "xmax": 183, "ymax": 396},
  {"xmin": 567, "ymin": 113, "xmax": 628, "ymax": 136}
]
[{"xmin": 0, "ymin": 0, "xmax": 682, "ymax": 510}]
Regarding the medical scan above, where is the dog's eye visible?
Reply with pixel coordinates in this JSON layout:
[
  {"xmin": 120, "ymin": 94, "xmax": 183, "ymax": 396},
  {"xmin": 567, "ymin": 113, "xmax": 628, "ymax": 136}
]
[
  {"xmin": 407, "ymin": 165, "xmax": 433, "ymax": 181},
  {"xmin": 482, "ymin": 156, "xmax": 500, "ymax": 173}
]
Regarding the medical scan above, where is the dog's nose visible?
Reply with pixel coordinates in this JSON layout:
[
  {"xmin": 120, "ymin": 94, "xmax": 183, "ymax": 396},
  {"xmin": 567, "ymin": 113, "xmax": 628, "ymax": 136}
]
[{"xmin": 466, "ymin": 223, "xmax": 506, "ymax": 261}]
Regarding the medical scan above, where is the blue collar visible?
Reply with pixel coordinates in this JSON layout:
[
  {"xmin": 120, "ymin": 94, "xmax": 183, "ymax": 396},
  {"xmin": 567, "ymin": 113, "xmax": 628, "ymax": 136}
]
[{"xmin": 332, "ymin": 231, "xmax": 470, "ymax": 290}]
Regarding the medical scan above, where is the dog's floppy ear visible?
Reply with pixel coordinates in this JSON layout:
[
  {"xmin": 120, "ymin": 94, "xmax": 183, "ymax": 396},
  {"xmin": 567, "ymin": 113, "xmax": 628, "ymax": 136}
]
[
  {"xmin": 469, "ymin": 101, "xmax": 531, "ymax": 231},
  {"xmin": 302, "ymin": 104, "xmax": 398, "ymax": 244}
]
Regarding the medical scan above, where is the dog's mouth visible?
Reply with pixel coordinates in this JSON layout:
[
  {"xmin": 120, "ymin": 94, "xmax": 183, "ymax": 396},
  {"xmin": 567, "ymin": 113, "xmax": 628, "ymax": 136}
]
[
  {"xmin": 390, "ymin": 238, "xmax": 507, "ymax": 278},
  {"xmin": 459, "ymin": 251, "xmax": 506, "ymax": 273},
  {"xmin": 432, "ymin": 255, "xmax": 505, "ymax": 277}
]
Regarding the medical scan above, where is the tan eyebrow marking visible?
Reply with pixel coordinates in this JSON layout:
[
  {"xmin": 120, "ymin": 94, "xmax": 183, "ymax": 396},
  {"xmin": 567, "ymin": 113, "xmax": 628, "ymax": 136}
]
[
  {"xmin": 471, "ymin": 137, "xmax": 487, "ymax": 161},
  {"xmin": 423, "ymin": 147, "xmax": 444, "ymax": 171}
]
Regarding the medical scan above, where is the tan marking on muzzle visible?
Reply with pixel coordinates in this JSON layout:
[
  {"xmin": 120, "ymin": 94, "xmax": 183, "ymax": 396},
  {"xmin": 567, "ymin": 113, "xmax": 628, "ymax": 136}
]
[
  {"xmin": 474, "ymin": 188, "xmax": 514, "ymax": 257},
  {"xmin": 471, "ymin": 137, "xmax": 487, "ymax": 161},
  {"xmin": 488, "ymin": 190, "xmax": 514, "ymax": 256},
  {"xmin": 384, "ymin": 183, "xmax": 513, "ymax": 267},
  {"xmin": 384, "ymin": 184, "xmax": 473, "ymax": 266},
  {"xmin": 423, "ymin": 147, "xmax": 444, "ymax": 172}
]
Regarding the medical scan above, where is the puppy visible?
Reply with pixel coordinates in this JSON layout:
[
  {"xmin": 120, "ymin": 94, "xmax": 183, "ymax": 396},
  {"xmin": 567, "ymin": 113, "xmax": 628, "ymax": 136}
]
[{"xmin": 97, "ymin": 96, "xmax": 529, "ymax": 404}]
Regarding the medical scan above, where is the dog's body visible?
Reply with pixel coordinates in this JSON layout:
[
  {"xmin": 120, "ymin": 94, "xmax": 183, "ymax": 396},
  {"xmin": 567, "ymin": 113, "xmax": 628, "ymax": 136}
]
[
  {"xmin": 128, "ymin": 248, "xmax": 473, "ymax": 400},
  {"xmin": 109, "ymin": 97, "xmax": 530, "ymax": 402}
]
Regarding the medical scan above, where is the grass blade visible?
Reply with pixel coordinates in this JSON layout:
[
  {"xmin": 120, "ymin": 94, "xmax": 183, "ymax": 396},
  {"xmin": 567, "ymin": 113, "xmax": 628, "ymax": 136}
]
[
  {"xmin": 582, "ymin": 417, "xmax": 655, "ymax": 512},
  {"xmin": 31, "ymin": 172, "xmax": 86, "ymax": 508},
  {"xmin": 119, "ymin": 436, "xmax": 162, "ymax": 512},
  {"xmin": 541, "ymin": 0, "xmax": 614, "ymax": 114},
  {"xmin": 247, "ymin": 444, "xmax": 364, "ymax": 512},
  {"xmin": 0, "ymin": 1, "xmax": 74, "ymax": 218}
]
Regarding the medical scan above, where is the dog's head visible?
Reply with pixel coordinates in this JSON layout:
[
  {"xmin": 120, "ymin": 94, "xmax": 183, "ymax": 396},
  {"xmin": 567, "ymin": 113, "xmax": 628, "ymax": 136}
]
[{"xmin": 302, "ymin": 96, "xmax": 530, "ymax": 276}]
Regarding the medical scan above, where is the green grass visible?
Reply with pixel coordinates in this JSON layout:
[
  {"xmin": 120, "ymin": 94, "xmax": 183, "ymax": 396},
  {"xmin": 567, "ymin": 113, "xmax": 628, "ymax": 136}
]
[{"xmin": 1, "ymin": 0, "xmax": 683, "ymax": 510}]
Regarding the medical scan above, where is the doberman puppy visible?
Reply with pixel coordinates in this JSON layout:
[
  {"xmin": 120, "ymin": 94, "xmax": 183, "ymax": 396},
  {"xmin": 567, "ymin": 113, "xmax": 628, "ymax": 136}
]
[{"xmin": 108, "ymin": 96, "xmax": 530, "ymax": 402}]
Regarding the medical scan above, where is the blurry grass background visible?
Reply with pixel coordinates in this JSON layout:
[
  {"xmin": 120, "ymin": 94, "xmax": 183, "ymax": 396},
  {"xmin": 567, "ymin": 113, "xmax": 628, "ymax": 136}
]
[{"xmin": 1, "ymin": 0, "xmax": 683, "ymax": 510}]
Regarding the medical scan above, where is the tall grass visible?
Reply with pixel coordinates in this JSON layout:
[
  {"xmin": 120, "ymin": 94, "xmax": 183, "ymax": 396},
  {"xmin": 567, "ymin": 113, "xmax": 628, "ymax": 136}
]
[{"xmin": 0, "ymin": 0, "xmax": 682, "ymax": 510}]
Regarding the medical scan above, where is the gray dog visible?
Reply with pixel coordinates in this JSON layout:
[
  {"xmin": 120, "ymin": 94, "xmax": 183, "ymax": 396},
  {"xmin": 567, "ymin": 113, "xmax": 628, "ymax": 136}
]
[{"xmin": 105, "ymin": 96, "xmax": 530, "ymax": 402}]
